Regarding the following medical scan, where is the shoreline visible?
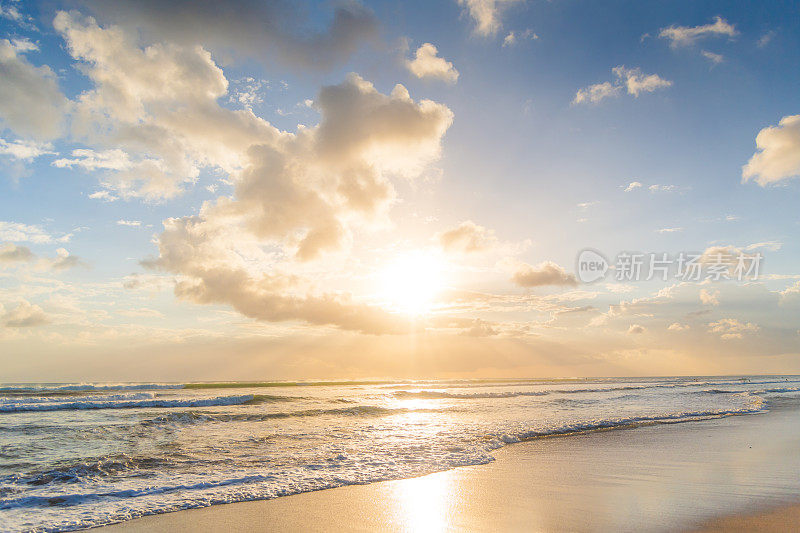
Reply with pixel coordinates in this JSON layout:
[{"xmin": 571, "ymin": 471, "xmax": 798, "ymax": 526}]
[{"xmin": 96, "ymin": 399, "xmax": 800, "ymax": 532}]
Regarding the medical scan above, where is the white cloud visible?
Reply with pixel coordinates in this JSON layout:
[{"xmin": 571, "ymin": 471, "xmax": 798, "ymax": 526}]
[
  {"xmin": 511, "ymin": 261, "xmax": 578, "ymax": 288},
  {"xmin": 659, "ymin": 17, "xmax": 738, "ymax": 48},
  {"xmin": 700, "ymin": 288, "xmax": 720, "ymax": 306},
  {"xmin": 746, "ymin": 241, "xmax": 782, "ymax": 252},
  {"xmin": 742, "ymin": 115, "xmax": 800, "ymax": 186},
  {"xmin": 573, "ymin": 81, "xmax": 620, "ymax": 105},
  {"xmin": 780, "ymin": 281, "xmax": 800, "ymax": 302},
  {"xmin": 0, "ymin": 38, "xmax": 66, "ymax": 139},
  {"xmin": 668, "ymin": 322, "xmax": 689, "ymax": 331},
  {"xmin": 624, "ymin": 181, "xmax": 642, "ymax": 192},
  {"xmin": 53, "ymin": 149, "xmax": 133, "ymax": 172},
  {"xmin": 502, "ymin": 29, "xmax": 538, "ymax": 47},
  {"xmin": 53, "ymin": 11, "xmax": 279, "ymax": 200},
  {"xmin": 0, "ymin": 221, "xmax": 71, "ymax": 244},
  {"xmin": 0, "ymin": 138, "xmax": 54, "ymax": 161},
  {"xmin": 458, "ymin": 0, "xmax": 523, "ymax": 36},
  {"xmin": 405, "ymin": 43, "xmax": 459, "ymax": 83},
  {"xmin": 707, "ymin": 318, "xmax": 759, "ymax": 340},
  {"xmin": 612, "ymin": 66, "xmax": 673, "ymax": 97},
  {"xmin": 649, "ymin": 184, "xmax": 677, "ymax": 192},
  {"xmin": 574, "ymin": 66, "xmax": 671, "ymax": 105},
  {"xmin": 142, "ymin": 73, "xmax": 453, "ymax": 332},
  {"xmin": 657, "ymin": 227, "xmax": 683, "ymax": 234},
  {"xmin": 2, "ymin": 300, "xmax": 50, "ymax": 328},
  {"xmin": 117, "ymin": 220, "xmax": 142, "ymax": 227},
  {"xmin": 701, "ymin": 50, "xmax": 724, "ymax": 64},
  {"xmin": 628, "ymin": 324, "xmax": 646, "ymax": 334}
]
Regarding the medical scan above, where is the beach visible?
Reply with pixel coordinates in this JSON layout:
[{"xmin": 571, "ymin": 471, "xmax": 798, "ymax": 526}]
[{"xmin": 97, "ymin": 395, "xmax": 800, "ymax": 532}]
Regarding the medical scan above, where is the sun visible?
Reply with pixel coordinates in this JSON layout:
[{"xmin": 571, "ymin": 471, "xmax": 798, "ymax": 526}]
[{"xmin": 379, "ymin": 250, "xmax": 446, "ymax": 315}]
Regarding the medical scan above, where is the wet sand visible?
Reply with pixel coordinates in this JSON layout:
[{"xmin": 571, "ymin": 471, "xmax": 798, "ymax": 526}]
[{"xmin": 97, "ymin": 399, "xmax": 800, "ymax": 532}]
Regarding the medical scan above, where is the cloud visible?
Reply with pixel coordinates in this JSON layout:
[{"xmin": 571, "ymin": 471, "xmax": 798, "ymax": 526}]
[
  {"xmin": 612, "ymin": 66, "xmax": 673, "ymax": 97},
  {"xmin": 458, "ymin": 0, "xmax": 523, "ymax": 36},
  {"xmin": 511, "ymin": 261, "xmax": 578, "ymax": 288},
  {"xmin": 757, "ymin": 31, "xmax": 775, "ymax": 49},
  {"xmin": 648, "ymin": 184, "xmax": 677, "ymax": 192},
  {"xmin": 659, "ymin": 16, "xmax": 737, "ymax": 48},
  {"xmin": 0, "ymin": 38, "xmax": 67, "ymax": 139},
  {"xmin": 657, "ymin": 227, "xmax": 683, "ymax": 234},
  {"xmin": 437, "ymin": 221, "xmax": 497, "ymax": 253},
  {"xmin": 49, "ymin": 248, "xmax": 85, "ymax": 271},
  {"xmin": 573, "ymin": 81, "xmax": 620, "ymax": 105},
  {"xmin": 0, "ymin": 221, "xmax": 71, "ymax": 244},
  {"xmin": 699, "ymin": 288, "xmax": 720, "ymax": 306},
  {"xmin": 701, "ymin": 50, "xmax": 724, "ymax": 65},
  {"xmin": 143, "ymin": 73, "xmax": 453, "ymax": 331},
  {"xmin": 78, "ymin": 0, "xmax": 379, "ymax": 70},
  {"xmin": 746, "ymin": 241, "xmax": 782, "ymax": 252},
  {"xmin": 0, "ymin": 243, "xmax": 34, "ymax": 263},
  {"xmin": 502, "ymin": 29, "xmax": 538, "ymax": 47},
  {"xmin": 53, "ymin": 149, "xmax": 132, "ymax": 171},
  {"xmin": 668, "ymin": 322, "xmax": 689, "ymax": 331},
  {"xmin": 2, "ymin": 300, "xmax": 50, "ymax": 327},
  {"xmin": 624, "ymin": 181, "xmax": 642, "ymax": 192},
  {"xmin": 781, "ymin": 281, "xmax": 800, "ymax": 302},
  {"xmin": 574, "ymin": 66, "xmax": 671, "ymax": 105},
  {"xmin": 742, "ymin": 115, "xmax": 800, "ymax": 186},
  {"xmin": 628, "ymin": 324, "xmax": 645, "ymax": 334},
  {"xmin": 707, "ymin": 318, "xmax": 759, "ymax": 340},
  {"xmin": 0, "ymin": 138, "xmax": 54, "ymax": 161},
  {"xmin": 405, "ymin": 43, "xmax": 459, "ymax": 83},
  {"xmin": 117, "ymin": 219, "xmax": 141, "ymax": 227},
  {"xmin": 53, "ymin": 11, "xmax": 279, "ymax": 200}
]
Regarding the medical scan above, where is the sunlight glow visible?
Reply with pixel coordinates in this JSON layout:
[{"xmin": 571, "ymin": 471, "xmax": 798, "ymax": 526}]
[{"xmin": 379, "ymin": 250, "xmax": 446, "ymax": 315}]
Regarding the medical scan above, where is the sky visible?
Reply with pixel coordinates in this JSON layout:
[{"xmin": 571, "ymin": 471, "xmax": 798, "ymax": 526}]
[{"xmin": 0, "ymin": 0, "xmax": 799, "ymax": 381}]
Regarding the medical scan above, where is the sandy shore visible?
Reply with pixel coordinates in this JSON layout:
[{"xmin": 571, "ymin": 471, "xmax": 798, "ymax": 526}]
[{"xmin": 97, "ymin": 400, "xmax": 800, "ymax": 532}]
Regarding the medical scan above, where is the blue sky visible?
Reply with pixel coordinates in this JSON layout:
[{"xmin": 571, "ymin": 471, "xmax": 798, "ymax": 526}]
[{"xmin": 1, "ymin": 0, "xmax": 799, "ymax": 381}]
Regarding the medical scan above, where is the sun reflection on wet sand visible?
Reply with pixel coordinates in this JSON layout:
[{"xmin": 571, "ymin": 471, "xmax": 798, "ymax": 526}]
[{"xmin": 391, "ymin": 472, "xmax": 456, "ymax": 532}]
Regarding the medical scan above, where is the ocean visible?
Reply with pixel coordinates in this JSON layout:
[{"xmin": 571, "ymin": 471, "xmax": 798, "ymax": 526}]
[{"xmin": 1, "ymin": 376, "xmax": 799, "ymax": 532}]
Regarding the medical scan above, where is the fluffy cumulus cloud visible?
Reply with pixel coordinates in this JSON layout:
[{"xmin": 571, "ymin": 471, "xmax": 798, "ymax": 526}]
[
  {"xmin": 742, "ymin": 115, "xmax": 800, "ymax": 186},
  {"xmin": 438, "ymin": 221, "xmax": 497, "ymax": 253},
  {"xmin": 511, "ymin": 261, "xmax": 578, "ymax": 288},
  {"xmin": 659, "ymin": 16, "xmax": 737, "ymax": 48},
  {"xmin": 574, "ymin": 66, "xmax": 671, "ymax": 105},
  {"xmin": 405, "ymin": 43, "xmax": 459, "ymax": 83},
  {"xmin": 0, "ymin": 38, "xmax": 66, "ymax": 139},
  {"xmin": 458, "ymin": 0, "xmax": 523, "ymax": 36},
  {"xmin": 78, "ymin": 0, "xmax": 379, "ymax": 70},
  {"xmin": 2, "ymin": 300, "xmax": 50, "ymax": 328},
  {"xmin": 53, "ymin": 11, "xmax": 280, "ymax": 200},
  {"xmin": 141, "ymin": 71, "xmax": 453, "ymax": 331}
]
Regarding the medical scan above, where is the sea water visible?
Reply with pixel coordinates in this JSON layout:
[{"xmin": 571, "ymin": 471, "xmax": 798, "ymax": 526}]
[{"xmin": 1, "ymin": 376, "xmax": 799, "ymax": 531}]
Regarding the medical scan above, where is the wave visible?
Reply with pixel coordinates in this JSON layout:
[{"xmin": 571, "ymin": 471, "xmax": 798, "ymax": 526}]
[
  {"xmin": 702, "ymin": 387, "xmax": 800, "ymax": 395},
  {"xmin": 0, "ymin": 394, "xmax": 257, "ymax": 413},
  {"xmin": 394, "ymin": 390, "xmax": 551, "ymax": 399},
  {"xmin": 492, "ymin": 403, "xmax": 766, "ymax": 445},
  {"xmin": 0, "ymin": 383, "xmax": 183, "ymax": 394},
  {"xmin": 142, "ymin": 405, "xmax": 441, "ymax": 426}
]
